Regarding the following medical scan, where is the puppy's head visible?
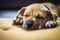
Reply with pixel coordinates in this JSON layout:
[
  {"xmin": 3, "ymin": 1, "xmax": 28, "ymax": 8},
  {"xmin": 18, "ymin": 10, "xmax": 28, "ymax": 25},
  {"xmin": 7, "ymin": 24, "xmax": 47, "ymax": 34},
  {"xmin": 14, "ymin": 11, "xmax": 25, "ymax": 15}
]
[{"xmin": 14, "ymin": 3, "xmax": 57, "ymax": 30}]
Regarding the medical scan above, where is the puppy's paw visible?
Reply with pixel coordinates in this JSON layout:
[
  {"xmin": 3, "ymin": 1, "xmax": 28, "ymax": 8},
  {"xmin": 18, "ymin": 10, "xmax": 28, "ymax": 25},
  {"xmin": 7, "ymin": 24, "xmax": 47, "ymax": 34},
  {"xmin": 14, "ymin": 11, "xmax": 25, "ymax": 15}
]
[
  {"xmin": 13, "ymin": 15, "xmax": 23, "ymax": 25},
  {"xmin": 45, "ymin": 21, "xmax": 57, "ymax": 28}
]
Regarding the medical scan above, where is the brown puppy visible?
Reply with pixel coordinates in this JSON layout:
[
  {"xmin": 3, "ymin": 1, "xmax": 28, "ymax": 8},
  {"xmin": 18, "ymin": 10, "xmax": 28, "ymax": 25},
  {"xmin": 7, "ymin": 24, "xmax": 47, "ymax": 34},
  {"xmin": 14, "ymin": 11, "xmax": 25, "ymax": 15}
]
[{"xmin": 13, "ymin": 2, "xmax": 60, "ymax": 30}]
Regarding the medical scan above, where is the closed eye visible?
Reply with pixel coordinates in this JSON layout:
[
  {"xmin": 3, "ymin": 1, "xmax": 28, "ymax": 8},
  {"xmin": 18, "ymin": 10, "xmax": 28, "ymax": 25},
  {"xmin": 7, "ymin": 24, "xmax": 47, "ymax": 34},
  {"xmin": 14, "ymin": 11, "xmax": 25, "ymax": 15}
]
[
  {"xmin": 23, "ymin": 15, "xmax": 30, "ymax": 17},
  {"xmin": 36, "ymin": 15, "xmax": 43, "ymax": 19}
]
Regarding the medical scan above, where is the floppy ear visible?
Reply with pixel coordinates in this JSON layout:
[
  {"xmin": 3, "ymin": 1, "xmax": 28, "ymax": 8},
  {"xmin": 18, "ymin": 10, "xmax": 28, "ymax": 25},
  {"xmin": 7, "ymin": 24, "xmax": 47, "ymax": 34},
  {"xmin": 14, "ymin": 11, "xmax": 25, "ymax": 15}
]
[
  {"xmin": 46, "ymin": 11, "xmax": 54, "ymax": 20},
  {"xmin": 13, "ymin": 7, "xmax": 26, "ymax": 25},
  {"xmin": 51, "ymin": 11, "xmax": 58, "ymax": 21},
  {"xmin": 17, "ymin": 7, "xmax": 26, "ymax": 16},
  {"xmin": 46, "ymin": 11, "xmax": 58, "ymax": 21}
]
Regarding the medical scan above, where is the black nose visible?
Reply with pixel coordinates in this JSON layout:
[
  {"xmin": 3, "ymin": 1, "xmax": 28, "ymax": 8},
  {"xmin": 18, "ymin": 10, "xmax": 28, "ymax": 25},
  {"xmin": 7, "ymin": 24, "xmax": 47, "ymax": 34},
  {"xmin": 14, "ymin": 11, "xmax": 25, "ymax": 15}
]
[{"xmin": 25, "ymin": 20, "xmax": 34, "ymax": 26}]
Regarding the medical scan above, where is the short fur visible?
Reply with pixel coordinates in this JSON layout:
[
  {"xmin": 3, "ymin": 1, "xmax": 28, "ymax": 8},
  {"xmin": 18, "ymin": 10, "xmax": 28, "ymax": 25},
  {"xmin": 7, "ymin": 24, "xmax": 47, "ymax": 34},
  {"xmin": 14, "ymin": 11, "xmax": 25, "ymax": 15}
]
[{"xmin": 13, "ymin": 2, "xmax": 60, "ymax": 30}]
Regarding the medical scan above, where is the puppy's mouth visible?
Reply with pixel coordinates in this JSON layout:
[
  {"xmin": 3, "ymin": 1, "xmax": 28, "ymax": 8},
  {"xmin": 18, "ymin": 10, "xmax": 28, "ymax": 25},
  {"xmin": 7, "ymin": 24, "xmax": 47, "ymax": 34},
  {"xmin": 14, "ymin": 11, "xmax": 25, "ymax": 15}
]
[{"xmin": 23, "ymin": 22, "xmax": 39, "ymax": 30}]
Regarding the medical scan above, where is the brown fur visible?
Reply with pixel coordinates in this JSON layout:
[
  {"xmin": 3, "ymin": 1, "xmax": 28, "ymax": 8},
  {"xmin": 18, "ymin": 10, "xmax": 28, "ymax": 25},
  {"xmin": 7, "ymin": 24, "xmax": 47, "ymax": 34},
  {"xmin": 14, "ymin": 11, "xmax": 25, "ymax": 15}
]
[{"xmin": 15, "ymin": 2, "xmax": 60, "ymax": 29}]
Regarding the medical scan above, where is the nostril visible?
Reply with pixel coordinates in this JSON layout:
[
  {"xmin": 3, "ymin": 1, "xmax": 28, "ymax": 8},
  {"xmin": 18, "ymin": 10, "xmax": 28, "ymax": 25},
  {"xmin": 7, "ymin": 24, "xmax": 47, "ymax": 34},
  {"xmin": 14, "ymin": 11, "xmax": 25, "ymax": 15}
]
[
  {"xmin": 26, "ymin": 20, "xmax": 34, "ymax": 26},
  {"xmin": 26, "ymin": 22, "xmax": 33, "ymax": 26}
]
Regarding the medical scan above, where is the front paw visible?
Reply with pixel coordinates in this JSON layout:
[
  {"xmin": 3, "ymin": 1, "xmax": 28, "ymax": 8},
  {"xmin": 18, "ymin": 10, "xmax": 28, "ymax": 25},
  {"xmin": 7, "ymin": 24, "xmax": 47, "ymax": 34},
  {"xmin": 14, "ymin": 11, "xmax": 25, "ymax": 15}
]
[
  {"xmin": 13, "ymin": 18, "xmax": 23, "ymax": 25},
  {"xmin": 45, "ymin": 21, "xmax": 57, "ymax": 28}
]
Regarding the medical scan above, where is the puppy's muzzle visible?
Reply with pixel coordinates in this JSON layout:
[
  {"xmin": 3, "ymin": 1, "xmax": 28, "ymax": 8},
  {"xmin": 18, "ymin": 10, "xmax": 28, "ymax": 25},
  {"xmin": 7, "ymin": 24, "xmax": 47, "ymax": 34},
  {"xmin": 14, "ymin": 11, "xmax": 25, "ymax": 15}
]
[
  {"xmin": 25, "ymin": 20, "xmax": 34, "ymax": 27},
  {"xmin": 23, "ymin": 20, "xmax": 39, "ymax": 30}
]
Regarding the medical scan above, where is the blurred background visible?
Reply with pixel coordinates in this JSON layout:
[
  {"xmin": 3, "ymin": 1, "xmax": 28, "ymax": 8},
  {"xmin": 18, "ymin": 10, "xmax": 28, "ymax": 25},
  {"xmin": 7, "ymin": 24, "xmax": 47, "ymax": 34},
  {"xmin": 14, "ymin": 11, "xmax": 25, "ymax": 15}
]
[{"xmin": 0, "ymin": 0, "xmax": 60, "ymax": 19}]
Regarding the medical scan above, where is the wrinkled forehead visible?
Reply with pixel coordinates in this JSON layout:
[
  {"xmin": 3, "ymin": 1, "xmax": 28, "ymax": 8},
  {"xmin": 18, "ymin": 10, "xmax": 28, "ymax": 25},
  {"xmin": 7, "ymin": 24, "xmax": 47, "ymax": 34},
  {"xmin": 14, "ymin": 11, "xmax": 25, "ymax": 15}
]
[
  {"xmin": 24, "ymin": 7, "xmax": 46, "ymax": 17},
  {"xmin": 24, "ymin": 7, "xmax": 33, "ymax": 16}
]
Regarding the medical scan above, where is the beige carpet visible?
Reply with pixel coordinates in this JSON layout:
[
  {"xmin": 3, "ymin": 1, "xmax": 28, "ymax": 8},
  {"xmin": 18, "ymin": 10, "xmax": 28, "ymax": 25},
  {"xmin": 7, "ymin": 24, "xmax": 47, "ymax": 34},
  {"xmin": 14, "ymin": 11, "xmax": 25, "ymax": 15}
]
[{"xmin": 0, "ymin": 18, "xmax": 60, "ymax": 40}]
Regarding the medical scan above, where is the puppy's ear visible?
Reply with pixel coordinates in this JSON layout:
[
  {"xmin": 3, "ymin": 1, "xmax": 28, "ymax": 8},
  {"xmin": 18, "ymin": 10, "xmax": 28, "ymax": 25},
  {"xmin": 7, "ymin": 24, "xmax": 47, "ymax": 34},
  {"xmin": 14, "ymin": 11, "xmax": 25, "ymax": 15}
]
[
  {"xmin": 51, "ymin": 11, "xmax": 58, "ymax": 21},
  {"xmin": 13, "ymin": 7, "xmax": 26, "ymax": 25},
  {"xmin": 46, "ymin": 11, "xmax": 57, "ymax": 21},
  {"xmin": 46, "ymin": 11, "xmax": 54, "ymax": 20},
  {"xmin": 18, "ymin": 7, "xmax": 26, "ymax": 16}
]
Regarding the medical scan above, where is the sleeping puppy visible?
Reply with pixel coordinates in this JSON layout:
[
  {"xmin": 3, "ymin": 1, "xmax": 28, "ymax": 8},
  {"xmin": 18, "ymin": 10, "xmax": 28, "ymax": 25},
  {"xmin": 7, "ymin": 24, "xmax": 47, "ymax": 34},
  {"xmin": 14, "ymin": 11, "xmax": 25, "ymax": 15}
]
[{"xmin": 13, "ymin": 2, "xmax": 60, "ymax": 30}]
